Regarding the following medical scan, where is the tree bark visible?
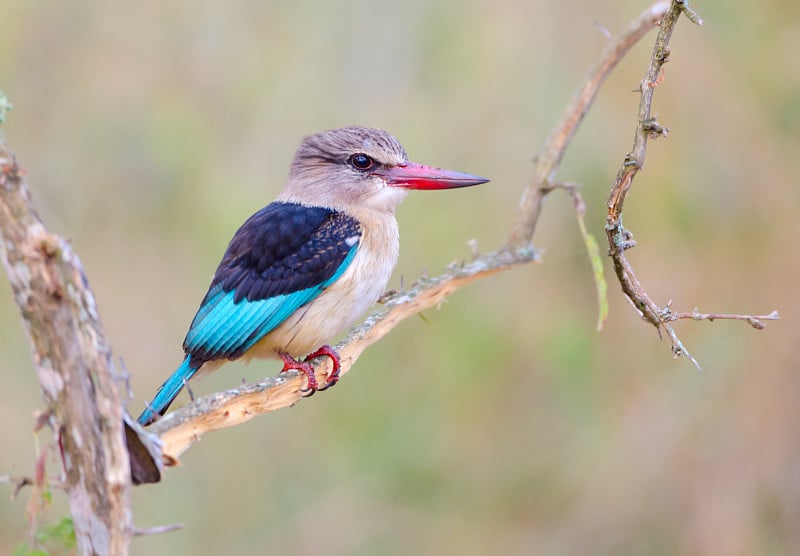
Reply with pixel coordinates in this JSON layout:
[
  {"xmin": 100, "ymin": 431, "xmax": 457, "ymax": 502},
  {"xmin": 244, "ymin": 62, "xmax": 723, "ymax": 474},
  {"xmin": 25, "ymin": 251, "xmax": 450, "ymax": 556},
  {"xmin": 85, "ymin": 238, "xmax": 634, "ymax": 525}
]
[{"xmin": 0, "ymin": 140, "xmax": 133, "ymax": 555}]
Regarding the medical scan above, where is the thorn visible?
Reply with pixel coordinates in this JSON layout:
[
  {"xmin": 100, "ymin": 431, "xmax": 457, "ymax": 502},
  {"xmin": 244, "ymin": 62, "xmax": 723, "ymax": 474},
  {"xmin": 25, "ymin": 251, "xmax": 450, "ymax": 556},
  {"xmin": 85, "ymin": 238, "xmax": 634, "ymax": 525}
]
[
  {"xmin": 32, "ymin": 408, "xmax": 53, "ymax": 432},
  {"xmin": 117, "ymin": 357, "xmax": 134, "ymax": 404},
  {"xmin": 141, "ymin": 400, "xmax": 162, "ymax": 424},
  {"xmin": 134, "ymin": 523, "xmax": 184, "ymax": 536},
  {"xmin": 378, "ymin": 289, "xmax": 396, "ymax": 303},
  {"xmin": 623, "ymin": 152, "xmax": 639, "ymax": 167},
  {"xmin": 593, "ymin": 19, "xmax": 612, "ymax": 39},
  {"xmin": 656, "ymin": 46, "xmax": 671, "ymax": 66},
  {"xmin": 677, "ymin": 0, "xmax": 704, "ymax": 25},
  {"xmin": 467, "ymin": 238, "xmax": 480, "ymax": 259},
  {"xmin": 182, "ymin": 376, "xmax": 195, "ymax": 402},
  {"xmin": 642, "ymin": 117, "xmax": 669, "ymax": 138}
]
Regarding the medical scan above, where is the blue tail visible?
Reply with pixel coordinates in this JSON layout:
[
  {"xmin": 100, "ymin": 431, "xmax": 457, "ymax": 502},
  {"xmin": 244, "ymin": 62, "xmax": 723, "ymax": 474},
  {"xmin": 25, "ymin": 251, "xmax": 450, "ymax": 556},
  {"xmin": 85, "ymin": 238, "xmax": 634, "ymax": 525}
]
[{"xmin": 138, "ymin": 356, "xmax": 197, "ymax": 426}]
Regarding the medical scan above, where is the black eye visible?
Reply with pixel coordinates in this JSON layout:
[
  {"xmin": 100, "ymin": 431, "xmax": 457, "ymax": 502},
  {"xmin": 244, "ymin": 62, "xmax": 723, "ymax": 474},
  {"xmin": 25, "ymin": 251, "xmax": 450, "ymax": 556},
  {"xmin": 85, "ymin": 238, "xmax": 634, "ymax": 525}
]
[{"xmin": 349, "ymin": 153, "xmax": 374, "ymax": 171}]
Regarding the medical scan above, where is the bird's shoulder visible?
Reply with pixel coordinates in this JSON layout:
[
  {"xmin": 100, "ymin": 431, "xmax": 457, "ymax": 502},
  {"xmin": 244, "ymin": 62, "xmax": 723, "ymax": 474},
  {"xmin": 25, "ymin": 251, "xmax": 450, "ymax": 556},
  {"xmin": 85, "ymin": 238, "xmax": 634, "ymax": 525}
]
[{"xmin": 212, "ymin": 202, "xmax": 362, "ymax": 302}]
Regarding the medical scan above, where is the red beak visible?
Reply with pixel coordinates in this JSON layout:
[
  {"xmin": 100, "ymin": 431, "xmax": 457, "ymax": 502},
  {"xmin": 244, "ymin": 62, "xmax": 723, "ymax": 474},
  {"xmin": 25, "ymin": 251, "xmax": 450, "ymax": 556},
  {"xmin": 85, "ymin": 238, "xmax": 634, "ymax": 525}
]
[{"xmin": 375, "ymin": 161, "xmax": 489, "ymax": 190}]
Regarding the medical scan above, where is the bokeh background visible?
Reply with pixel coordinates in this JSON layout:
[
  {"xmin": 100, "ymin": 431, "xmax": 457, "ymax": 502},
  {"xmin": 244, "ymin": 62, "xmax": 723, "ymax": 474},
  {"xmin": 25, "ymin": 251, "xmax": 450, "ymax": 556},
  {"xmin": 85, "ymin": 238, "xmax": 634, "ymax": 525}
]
[{"xmin": 1, "ymin": 0, "xmax": 798, "ymax": 554}]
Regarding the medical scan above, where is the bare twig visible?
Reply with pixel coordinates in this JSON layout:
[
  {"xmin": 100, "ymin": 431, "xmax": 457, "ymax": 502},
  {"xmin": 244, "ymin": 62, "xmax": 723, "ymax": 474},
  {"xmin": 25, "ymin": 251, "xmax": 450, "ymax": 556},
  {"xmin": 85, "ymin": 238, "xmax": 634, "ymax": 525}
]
[
  {"xmin": 0, "ymin": 136, "xmax": 133, "ymax": 554},
  {"xmin": 1, "ymin": 475, "xmax": 67, "ymax": 500},
  {"xmin": 664, "ymin": 308, "xmax": 780, "ymax": 330},
  {"xmin": 146, "ymin": 1, "xmax": 670, "ymax": 465},
  {"xmin": 1, "ymin": 475, "xmax": 32, "ymax": 500},
  {"xmin": 604, "ymin": 0, "xmax": 777, "ymax": 370},
  {"xmin": 509, "ymin": 1, "xmax": 670, "ymax": 246},
  {"xmin": 133, "ymin": 523, "xmax": 184, "ymax": 536}
]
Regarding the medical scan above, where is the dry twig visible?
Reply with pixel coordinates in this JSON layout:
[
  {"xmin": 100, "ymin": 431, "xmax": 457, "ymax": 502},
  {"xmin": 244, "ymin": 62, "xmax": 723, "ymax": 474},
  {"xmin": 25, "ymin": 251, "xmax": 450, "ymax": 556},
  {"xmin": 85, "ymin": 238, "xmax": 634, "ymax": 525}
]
[
  {"xmin": 603, "ymin": 0, "xmax": 778, "ymax": 369},
  {"xmin": 148, "ymin": 1, "xmax": 671, "ymax": 464}
]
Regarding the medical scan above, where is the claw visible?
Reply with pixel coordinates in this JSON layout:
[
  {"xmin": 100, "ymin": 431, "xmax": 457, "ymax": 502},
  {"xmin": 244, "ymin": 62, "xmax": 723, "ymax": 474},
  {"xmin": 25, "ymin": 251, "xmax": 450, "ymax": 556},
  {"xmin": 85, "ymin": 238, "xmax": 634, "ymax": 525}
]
[
  {"xmin": 278, "ymin": 345, "xmax": 341, "ymax": 395},
  {"xmin": 304, "ymin": 345, "xmax": 341, "ymax": 390},
  {"xmin": 278, "ymin": 352, "xmax": 318, "ymax": 392}
]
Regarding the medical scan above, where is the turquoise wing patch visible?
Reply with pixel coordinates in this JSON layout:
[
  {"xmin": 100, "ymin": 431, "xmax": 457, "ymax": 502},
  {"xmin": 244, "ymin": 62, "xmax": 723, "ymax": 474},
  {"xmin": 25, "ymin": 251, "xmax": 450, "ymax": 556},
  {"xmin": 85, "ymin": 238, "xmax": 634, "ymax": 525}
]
[{"xmin": 184, "ymin": 245, "xmax": 357, "ymax": 361}]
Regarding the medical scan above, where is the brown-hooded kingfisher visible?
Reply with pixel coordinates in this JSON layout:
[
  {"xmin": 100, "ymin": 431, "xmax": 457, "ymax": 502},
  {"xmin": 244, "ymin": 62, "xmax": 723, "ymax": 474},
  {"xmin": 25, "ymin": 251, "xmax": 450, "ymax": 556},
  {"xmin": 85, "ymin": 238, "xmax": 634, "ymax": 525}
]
[{"xmin": 138, "ymin": 126, "xmax": 489, "ymax": 426}]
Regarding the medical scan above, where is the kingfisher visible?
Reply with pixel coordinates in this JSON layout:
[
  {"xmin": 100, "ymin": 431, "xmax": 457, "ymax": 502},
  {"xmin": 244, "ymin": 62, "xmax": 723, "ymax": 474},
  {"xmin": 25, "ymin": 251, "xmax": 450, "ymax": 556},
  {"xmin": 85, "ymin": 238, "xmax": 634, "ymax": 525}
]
[{"xmin": 137, "ymin": 126, "xmax": 488, "ymax": 426}]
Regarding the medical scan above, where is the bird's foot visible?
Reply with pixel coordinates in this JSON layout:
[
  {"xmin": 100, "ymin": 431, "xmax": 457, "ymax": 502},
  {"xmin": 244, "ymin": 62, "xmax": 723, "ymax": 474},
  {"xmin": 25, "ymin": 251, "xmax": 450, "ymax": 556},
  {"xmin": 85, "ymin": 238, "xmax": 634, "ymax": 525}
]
[
  {"xmin": 278, "ymin": 345, "xmax": 341, "ymax": 396},
  {"xmin": 304, "ymin": 345, "xmax": 341, "ymax": 390},
  {"xmin": 278, "ymin": 352, "xmax": 318, "ymax": 396}
]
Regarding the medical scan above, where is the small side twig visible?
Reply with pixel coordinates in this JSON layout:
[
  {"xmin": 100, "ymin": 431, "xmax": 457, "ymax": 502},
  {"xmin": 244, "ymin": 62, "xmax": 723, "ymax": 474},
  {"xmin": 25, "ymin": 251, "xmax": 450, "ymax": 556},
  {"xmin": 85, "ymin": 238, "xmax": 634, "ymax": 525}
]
[
  {"xmin": 133, "ymin": 523, "xmax": 184, "ymax": 537},
  {"xmin": 664, "ymin": 307, "xmax": 780, "ymax": 330},
  {"xmin": 1, "ymin": 475, "xmax": 32, "ymax": 500},
  {"xmin": 0, "ymin": 475, "xmax": 66, "ymax": 500},
  {"xmin": 604, "ymin": 0, "xmax": 778, "ymax": 370}
]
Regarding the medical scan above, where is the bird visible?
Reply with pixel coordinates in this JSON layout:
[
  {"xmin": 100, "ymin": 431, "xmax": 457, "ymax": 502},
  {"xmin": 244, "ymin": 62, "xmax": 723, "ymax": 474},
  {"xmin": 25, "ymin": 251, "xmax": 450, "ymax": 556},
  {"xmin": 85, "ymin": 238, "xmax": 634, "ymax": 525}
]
[{"xmin": 137, "ymin": 126, "xmax": 489, "ymax": 426}]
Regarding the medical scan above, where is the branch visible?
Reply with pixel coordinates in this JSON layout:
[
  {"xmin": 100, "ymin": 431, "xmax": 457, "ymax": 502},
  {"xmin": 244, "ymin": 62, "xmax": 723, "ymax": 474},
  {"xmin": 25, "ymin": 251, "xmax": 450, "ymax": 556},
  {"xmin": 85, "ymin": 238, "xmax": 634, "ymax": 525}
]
[
  {"xmin": 509, "ymin": 1, "xmax": 670, "ymax": 245},
  {"xmin": 0, "ymin": 134, "xmax": 133, "ymax": 554},
  {"xmin": 603, "ymin": 0, "xmax": 778, "ymax": 369},
  {"xmin": 146, "ymin": 1, "xmax": 670, "ymax": 465},
  {"xmin": 149, "ymin": 247, "xmax": 537, "ymax": 458},
  {"xmin": 664, "ymin": 308, "xmax": 780, "ymax": 330}
]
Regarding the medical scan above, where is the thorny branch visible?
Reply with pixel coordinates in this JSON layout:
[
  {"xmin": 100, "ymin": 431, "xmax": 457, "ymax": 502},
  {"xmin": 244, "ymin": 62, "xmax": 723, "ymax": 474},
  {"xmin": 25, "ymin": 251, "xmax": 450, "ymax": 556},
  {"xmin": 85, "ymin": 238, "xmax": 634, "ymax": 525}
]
[
  {"xmin": 509, "ymin": 1, "xmax": 671, "ymax": 245},
  {"xmin": 148, "ymin": 1, "xmax": 673, "ymax": 465},
  {"xmin": 603, "ymin": 0, "xmax": 778, "ymax": 370}
]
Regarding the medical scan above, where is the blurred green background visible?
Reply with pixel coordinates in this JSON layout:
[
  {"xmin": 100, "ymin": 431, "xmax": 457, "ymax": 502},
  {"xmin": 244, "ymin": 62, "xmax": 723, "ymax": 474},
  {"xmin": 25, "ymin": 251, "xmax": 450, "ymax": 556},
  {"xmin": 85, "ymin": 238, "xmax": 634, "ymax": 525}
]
[{"xmin": 1, "ymin": 0, "xmax": 798, "ymax": 554}]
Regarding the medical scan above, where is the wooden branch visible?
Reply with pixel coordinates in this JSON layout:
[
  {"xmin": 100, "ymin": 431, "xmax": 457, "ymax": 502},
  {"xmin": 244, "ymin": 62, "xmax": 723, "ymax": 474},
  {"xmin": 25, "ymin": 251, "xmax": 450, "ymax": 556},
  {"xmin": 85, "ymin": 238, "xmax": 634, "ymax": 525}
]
[
  {"xmin": 509, "ymin": 1, "xmax": 670, "ymax": 245},
  {"xmin": 149, "ymin": 247, "xmax": 537, "ymax": 460},
  {"xmin": 665, "ymin": 308, "xmax": 780, "ymax": 329},
  {"xmin": 0, "ymin": 134, "xmax": 133, "ymax": 555},
  {"xmin": 603, "ymin": 0, "xmax": 778, "ymax": 369},
  {"xmin": 144, "ymin": 1, "xmax": 670, "ymax": 466}
]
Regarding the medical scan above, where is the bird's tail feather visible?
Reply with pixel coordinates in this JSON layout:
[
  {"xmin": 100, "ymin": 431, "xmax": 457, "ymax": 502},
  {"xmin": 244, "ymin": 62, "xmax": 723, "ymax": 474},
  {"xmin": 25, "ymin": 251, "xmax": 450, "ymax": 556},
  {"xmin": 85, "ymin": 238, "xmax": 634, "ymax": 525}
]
[{"xmin": 137, "ymin": 356, "xmax": 197, "ymax": 426}]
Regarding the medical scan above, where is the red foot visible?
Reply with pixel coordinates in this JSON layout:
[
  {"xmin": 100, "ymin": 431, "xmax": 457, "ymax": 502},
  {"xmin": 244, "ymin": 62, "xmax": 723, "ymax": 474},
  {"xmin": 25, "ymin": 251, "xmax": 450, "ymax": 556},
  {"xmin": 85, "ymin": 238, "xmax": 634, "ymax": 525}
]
[
  {"xmin": 278, "ymin": 352, "xmax": 318, "ymax": 395},
  {"xmin": 304, "ymin": 345, "xmax": 341, "ymax": 390},
  {"xmin": 278, "ymin": 345, "xmax": 341, "ymax": 395}
]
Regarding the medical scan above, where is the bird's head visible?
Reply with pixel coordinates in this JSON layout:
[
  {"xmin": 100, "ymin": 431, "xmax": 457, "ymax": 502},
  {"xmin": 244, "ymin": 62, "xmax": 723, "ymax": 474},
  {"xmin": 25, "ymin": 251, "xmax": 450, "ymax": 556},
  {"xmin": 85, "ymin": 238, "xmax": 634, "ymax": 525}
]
[{"xmin": 280, "ymin": 126, "xmax": 489, "ymax": 213}]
